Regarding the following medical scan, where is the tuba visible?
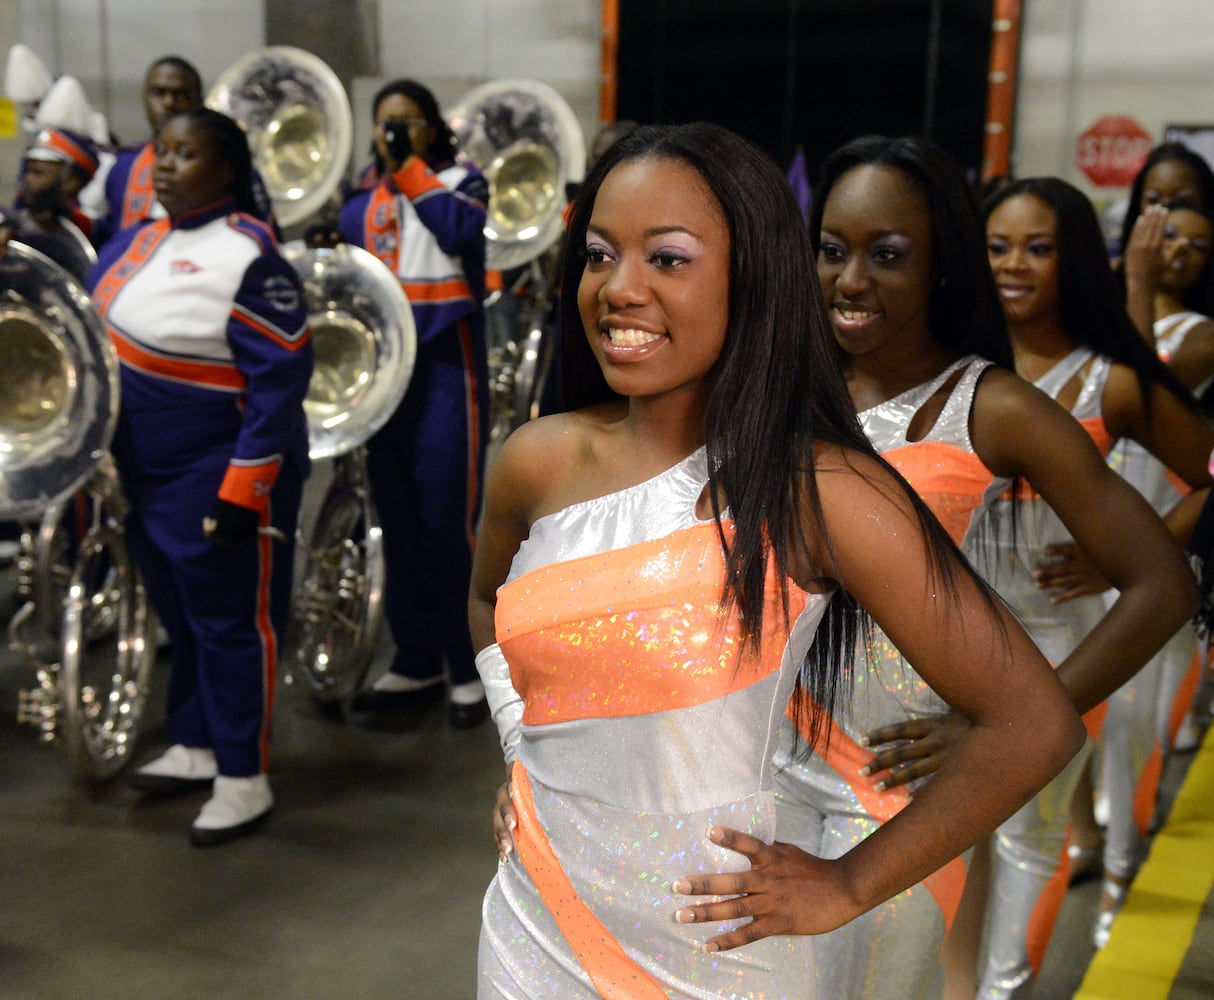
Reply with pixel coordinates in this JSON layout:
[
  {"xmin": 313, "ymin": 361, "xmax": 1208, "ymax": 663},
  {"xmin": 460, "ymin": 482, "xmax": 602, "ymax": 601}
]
[
  {"xmin": 282, "ymin": 243, "xmax": 416, "ymax": 704},
  {"xmin": 206, "ymin": 46, "xmax": 354, "ymax": 228},
  {"xmin": 0, "ymin": 242, "xmax": 157, "ymax": 780},
  {"xmin": 447, "ymin": 80, "xmax": 586, "ymax": 440}
]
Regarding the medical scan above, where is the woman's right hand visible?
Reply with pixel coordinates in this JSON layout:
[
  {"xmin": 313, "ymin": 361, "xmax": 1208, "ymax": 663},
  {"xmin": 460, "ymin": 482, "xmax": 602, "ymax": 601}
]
[
  {"xmin": 1124, "ymin": 203, "xmax": 1169, "ymax": 292},
  {"xmin": 861, "ymin": 711, "xmax": 970, "ymax": 789},
  {"xmin": 494, "ymin": 772, "xmax": 517, "ymax": 860}
]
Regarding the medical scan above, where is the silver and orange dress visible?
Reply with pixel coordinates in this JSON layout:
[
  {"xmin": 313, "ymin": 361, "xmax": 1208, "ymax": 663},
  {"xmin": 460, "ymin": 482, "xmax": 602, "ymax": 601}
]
[
  {"xmin": 477, "ymin": 447, "xmax": 830, "ymax": 999},
  {"xmin": 773, "ymin": 356, "xmax": 1008, "ymax": 1000}
]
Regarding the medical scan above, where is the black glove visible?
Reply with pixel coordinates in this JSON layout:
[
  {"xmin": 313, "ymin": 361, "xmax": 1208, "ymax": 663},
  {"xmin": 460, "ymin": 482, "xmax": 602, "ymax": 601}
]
[
  {"xmin": 203, "ymin": 499, "xmax": 260, "ymax": 548},
  {"xmin": 383, "ymin": 120, "xmax": 415, "ymax": 166}
]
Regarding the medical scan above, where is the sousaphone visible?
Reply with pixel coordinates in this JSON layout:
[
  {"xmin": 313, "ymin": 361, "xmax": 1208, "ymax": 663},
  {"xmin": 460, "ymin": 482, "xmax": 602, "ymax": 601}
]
[
  {"xmin": 0, "ymin": 242, "xmax": 156, "ymax": 780},
  {"xmin": 283, "ymin": 243, "xmax": 416, "ymax": 704},
  {"xmin": 206, "ymin": 46, "xmax": 354, "ymax": 228},
  {"xmin": 447, "ymin": 80, "xmax": 586, "ymax": 439}
]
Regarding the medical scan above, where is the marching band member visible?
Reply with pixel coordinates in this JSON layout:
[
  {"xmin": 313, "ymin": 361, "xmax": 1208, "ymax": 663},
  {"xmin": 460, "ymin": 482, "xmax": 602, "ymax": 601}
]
[
  {"xmin": 339, "ymin": 79, "xmax": 491, "ymax": 728},
  {"xmin": 7, "ymin": 126, "xmax": 99, "ymax": 282},
  {"xmin": 90, "ymin": 108, "xmax": 312, "ymax": 846}
]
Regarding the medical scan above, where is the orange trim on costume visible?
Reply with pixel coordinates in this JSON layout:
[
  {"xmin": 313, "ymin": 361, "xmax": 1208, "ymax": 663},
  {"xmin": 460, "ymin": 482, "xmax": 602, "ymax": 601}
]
[
  {"xmin": 498, "ymin": 524, "xmax": 808, "ymax": 725},
  {"xmin": 364, "ymin": 182, "xmax": 399, "ymax": 273},
  {"xmin": 787, "ymin": 692, "xmax": 967, "ymax": 927},
  {"xmin": 108, "ymin": 328, "xmax": 247, "ymax": 391},
  {"xmin": 232, "ymin": 304, "xmax": 310, "ymax": 353},
  {"xmin": 1082, "ymin": 700, "xmax": 1109, "ymax": 741},
  {"xmin": 511, "ymin": 764, "xmax": 668, "ymax": 999},
  {"xmin": 882, "ymin": 443, "xmax": 995, "ymax": 546},
  {"xmin": 254, "ymin": 508, "xmax": 276, "ymax": 773},
  {"xmin": 119, "ymin": 144, "xmax": 157, "ymax": 230},
  {"xmin": 401, "ymin": 278, "xmax": 474, "ymax": 304},
  {"xmin": 393, "ymin": 155, "xmax": 444, "ymax": 199},
  {"xmin": 1078, "ymin": 416, "xmax": 1114, "ymax": 458},
  {"xmin": 485, "ymin": 268, "xmax": 504, "ymax": 294},
  {"xmin": 219, "ymin": 462, "xmax": 280, "ymax": 514},
  {"xmin": 91, "ymin": 220, "xmax": 170, "ymax": 314},
  {"xmin": 457, "ymin": 318, "xmax": 481, "ymax": 551},
  {"xmin": 1027, "ymin": 837, "xmax": 1071, "ymax": 974},
  {"xmin": 1164, "ymin": 467, "xmax": 1193, "ymax": 499}
]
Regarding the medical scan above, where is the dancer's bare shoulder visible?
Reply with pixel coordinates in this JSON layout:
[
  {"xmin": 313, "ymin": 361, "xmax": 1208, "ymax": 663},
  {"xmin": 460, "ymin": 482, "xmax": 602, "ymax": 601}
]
[{"xmin": 489, "ymin": 403, "xmax": 630, "ymax": 525}]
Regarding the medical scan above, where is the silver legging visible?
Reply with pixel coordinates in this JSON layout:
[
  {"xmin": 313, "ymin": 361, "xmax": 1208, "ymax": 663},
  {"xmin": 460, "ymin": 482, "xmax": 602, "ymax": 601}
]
[
  {"xmin": 977, "ymin": 741, "xmax": 1093, "ymax": 1000},
  {"xmin": 1100, "ymin": 622, "xmax": 1197, "ymax": 880}
]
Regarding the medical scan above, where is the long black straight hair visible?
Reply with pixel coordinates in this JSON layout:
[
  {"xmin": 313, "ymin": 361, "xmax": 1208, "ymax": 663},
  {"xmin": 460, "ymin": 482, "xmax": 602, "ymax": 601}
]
[
  {"xmin": 809, "ymin": 134, "xmax": 1014, "ymax": 371},
  {"xmin": 986, "ymin": 177, "xmax": 1200, "ymax": 419},
  {"xmin": 559, "ymin": 122, "xmax": 980, "ymax": 747}
]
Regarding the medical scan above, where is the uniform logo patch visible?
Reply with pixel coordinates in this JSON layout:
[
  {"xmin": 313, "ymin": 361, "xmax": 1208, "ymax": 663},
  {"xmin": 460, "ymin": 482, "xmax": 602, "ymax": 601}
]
[
  {"xmin": 263, "ymin": 274, "xmax": 301, "ymax": 313},
  {"xmin": 169, "ymin": 259, "xmax": 202, "ymax": 275}
]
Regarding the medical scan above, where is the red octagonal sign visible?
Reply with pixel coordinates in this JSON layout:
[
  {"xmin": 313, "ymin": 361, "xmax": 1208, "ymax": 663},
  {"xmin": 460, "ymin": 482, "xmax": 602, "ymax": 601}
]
[{"xmin": 1076, "ymin": 116, "xmax": 1154, "ymax": 187}]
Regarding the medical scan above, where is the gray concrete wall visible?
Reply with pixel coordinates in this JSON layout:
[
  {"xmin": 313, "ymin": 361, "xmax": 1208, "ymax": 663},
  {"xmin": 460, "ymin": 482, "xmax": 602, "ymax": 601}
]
[
  {"xmin": 5, "ymin": 0, "xmax": 599, "ymax": 216},
  {"xmin": 1014, "ymin": 0, "xmax": 1214, "ymax": 211},
  {"xmin": 15, "ymin": 1, "xmax": 1210, "ymax": 223}
]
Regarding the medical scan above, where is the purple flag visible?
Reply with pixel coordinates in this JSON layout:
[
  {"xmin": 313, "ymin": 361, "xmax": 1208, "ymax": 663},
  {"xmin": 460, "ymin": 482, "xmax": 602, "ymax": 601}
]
[{"xmin": 787, "ymin": 146, "xmax": 811, "ymax": 224}]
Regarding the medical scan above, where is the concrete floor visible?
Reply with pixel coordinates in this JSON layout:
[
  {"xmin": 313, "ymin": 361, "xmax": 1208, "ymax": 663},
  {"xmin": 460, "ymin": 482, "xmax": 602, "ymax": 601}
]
[
  {"xmin": 0, "ymin": 474, "xmax": 1184, "ymax": 999},
  {"xmin": 0, "ymin": 637, "xmax": 505, "ymax": 998}
]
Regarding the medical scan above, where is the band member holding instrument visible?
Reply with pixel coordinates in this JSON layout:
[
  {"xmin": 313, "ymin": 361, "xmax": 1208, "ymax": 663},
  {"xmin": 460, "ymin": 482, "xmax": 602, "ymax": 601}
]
[
  {"xmin": 90, "ymin": 108, "xmax": 312, "ymax": 846},
  {"xmin": 340, "ymin": 79, "xmax": 491, "ymax": 729}
]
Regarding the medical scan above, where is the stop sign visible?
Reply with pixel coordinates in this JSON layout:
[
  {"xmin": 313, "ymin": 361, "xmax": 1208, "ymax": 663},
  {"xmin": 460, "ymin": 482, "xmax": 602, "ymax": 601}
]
[{"xmin": 1076, "ymin": 116, "xmax": 1155, "ymax": 187}]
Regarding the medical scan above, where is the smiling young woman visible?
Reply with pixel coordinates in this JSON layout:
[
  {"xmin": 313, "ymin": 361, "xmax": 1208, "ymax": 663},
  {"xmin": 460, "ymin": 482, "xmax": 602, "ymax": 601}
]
[
  {"xmin": 986, "ymin": 177, "xmax": 1214, "ymax": 956},
  {"xmin": 468, "ymin": 123, "xmax": 1087, "ymax": 999},
  {"xmin": 576, "ymin": 158, "xmax": 730, "ymax": 405},
  {"xmin": 768, "ymin": 136, "xmax": 1200, "ymax": 1000}
]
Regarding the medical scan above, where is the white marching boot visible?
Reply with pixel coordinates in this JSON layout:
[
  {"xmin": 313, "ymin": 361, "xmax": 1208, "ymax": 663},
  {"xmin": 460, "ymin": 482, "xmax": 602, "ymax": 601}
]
[
  {"xmin": 128, "ymin": 745, "xmax": 218, "ymax": 795},
  {"xmin": 190, "ymin": 774, "xmax": 274, "ymax": 847}
]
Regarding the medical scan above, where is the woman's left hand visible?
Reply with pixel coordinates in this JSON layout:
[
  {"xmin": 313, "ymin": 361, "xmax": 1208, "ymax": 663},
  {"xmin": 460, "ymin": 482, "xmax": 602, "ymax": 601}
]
[
  {"xmin": 1032, "ymin": 541, "xmax": 1113, "ymax": 601},
  {"xmin": 861, "ymin": 711, "xmax": 970, "ymax": 788},
  {"xmin": 493, "ymin": 775, "xmax": 517, "ymax": 860},
  {"xmin": 673, "ymin": 829, "xmax": 857, "ymax": 950}
]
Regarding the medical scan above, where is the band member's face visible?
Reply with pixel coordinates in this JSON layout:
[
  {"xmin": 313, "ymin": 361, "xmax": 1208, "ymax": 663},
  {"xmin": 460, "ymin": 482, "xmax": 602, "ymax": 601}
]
[
  {"xmin": 374, "ymin": 93, "xmax": 436, "ymax": 167},
  {"xmin": 145, "ymin": 63, "xmax": 200, "ymax": 134},
  {"xmin": 22, "ymin": 159, "xmax": 66, "ymax": 201},
  {"xmin": 154, "ymin": 117, "xmax": 234, "ymax": 218}
]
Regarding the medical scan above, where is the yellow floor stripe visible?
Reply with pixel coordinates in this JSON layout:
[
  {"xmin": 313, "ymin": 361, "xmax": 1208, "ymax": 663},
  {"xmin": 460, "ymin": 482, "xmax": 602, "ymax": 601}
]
[{"xmin": 1075, "ymin": 728, "xmax": 1214, "ymax": 999}]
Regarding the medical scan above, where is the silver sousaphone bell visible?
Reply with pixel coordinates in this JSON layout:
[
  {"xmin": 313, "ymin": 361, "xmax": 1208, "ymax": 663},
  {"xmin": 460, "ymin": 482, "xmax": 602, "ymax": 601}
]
[
  {"xmin": 0, "ymin": 242, "xmax": 116, "ymax": 519},
  {"xmin": 282, "ymin": 242, "xmax": 417, "ymax": 703},
  {"xmin": 0, "ymin": 243, "xmax": 156, "ymax": 780},
  {"xmin": 447, "ymin": 80, "xmax": 586, "ymax": 439},
  {"xmin": 206, "ymin": 46, "xmax": 354, "ymax": 228},
  {"xmin": 447, "ymin": 78, "xmax": 586, "ymax": 272}
]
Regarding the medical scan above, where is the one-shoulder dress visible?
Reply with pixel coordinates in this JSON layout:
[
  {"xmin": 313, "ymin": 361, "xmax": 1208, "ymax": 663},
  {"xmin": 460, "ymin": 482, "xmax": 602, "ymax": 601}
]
[{"xmin": 478, "ymin": 447, "xmax": 831, "ymax": 999}]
